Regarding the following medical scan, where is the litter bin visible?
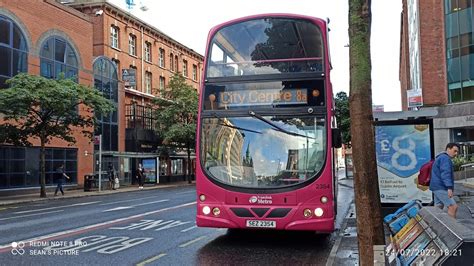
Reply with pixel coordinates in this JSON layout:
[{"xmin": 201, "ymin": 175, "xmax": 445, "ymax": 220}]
[{"xmin": 84, "ymin": 174, "xmax": 94, "ymax": 191}]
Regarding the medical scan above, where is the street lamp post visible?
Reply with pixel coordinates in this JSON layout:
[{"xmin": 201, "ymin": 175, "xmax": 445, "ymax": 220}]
[{"xmin": 98, "ymin": 134, "xmax": 102, "ymax": 192}]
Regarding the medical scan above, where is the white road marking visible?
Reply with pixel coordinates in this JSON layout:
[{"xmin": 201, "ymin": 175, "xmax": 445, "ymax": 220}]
[
  {"xmin": 175, "ymin": 190, "xmax": 195, "ymax": 195},
  {"xmin": 179, "ymin": 236, "xmax": 207, "ymax": 248},
  {"xmin": 0, "ymin": 210, "xmax": 64, "ymax": 221},
  {"xmin": 133, "ymin": 200, "xmax": 169, "ymax": 207},
  {"xmin": 103, "ymin": 200, "xmax": 169, "ymax": 212},
  {"xmin": 103, "ymin": 207, "xmax": 133, "ymax": 212},
  {"xmin": 0, "ymin": 201, "xmax": 196, "ymax": 251},
  {"xmin": 180, "ymin": 225, "xmax": 197, "ymax": 232},
  {"xmin": 99, "ymin": 196, "xmax": 158, "ymax": 206},
  {"xmin": 14, "ymin": 201, "xmax": 101, "ymax": 214},
  {"xmin": 136, "ymin": 253, "xmax": 167, "ymax": 266}
]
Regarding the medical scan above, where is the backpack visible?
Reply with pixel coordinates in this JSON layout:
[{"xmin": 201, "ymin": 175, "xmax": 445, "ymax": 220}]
[{"xmin": 417, "ymin": 160, "xmax": 434, "ymax": 186}]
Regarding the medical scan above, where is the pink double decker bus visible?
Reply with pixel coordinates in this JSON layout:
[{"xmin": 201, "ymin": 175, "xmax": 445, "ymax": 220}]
[{"xmin": 196, "ymin": 14, "xmax": 341, "ymax": 232}]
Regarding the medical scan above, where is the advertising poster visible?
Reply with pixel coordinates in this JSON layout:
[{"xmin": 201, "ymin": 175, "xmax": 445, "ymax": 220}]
[
  {"xmin": 375, "ymin": 123, "xmax": 433, "ymax": 203},
  {"xmin": 142, "ymin": 158, "xmax": 157, "ymax": 183}
]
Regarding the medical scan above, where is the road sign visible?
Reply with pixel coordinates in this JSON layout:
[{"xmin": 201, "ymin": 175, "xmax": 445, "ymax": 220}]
[
  {"xmin": 407, "ymin": 89, "xmax": 423, "ymax": 108},
  {"xmin": 93, "ymin": 135, "xmax": 101, "ymax": 145},
  {"xmin": 122, "ymin": 68, "xmax": 136, "ymax": 87}
]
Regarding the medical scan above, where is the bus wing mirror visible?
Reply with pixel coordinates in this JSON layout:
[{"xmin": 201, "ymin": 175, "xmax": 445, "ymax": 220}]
[{"xmin": 332, "ymin": 128, "xmax": 342, "ymax": 148}]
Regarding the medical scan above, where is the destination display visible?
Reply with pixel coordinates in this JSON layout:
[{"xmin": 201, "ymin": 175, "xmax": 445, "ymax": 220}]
[
  {"xmin": 217, "ymin": 88, "xmax": 308, "ymax": 107},
  {"xmin": 202, "ymin": 80, "xmax": 326, "ymax": 110}
]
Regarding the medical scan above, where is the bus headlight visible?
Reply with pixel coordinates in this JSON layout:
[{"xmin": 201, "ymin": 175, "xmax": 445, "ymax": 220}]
[
  {"xmin": 212, "ymin": 207, "xmax": 221, "ymax": 216},
  {"xmin": 203, "ymin": 206, "xmax": 211, "ymax": 215},
  {"xmin": 314, "ymin": 208, "xmax": 324, "ymax": 217},
  {"xmin": 320, "ymin": 196, "xmax": 328, "ymax": 204},
  {"xmin": 303, "ymin": 209, "xmax": 312, "ymax": 218},
  {"xmin": 199, "ymin": 194, "xmax": 206, "ymax": 202}
]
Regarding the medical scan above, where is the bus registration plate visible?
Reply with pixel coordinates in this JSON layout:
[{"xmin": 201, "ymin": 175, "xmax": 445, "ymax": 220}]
[{"xmin": 246, "ymin": 220, "xmax": 276, "ymax": 228}]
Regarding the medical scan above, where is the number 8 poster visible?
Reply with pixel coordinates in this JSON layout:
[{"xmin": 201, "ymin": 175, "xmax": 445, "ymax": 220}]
[{"xmin": 375, "ymin": 123, "xmax": 433, "ymax": 203}]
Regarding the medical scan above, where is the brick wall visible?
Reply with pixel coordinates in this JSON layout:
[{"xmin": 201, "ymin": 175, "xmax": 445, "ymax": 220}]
[
  {"xmin": 400, "ymin": 0, "xmax": 448, "ymax": 110},
  {"xmin": 418, "ymin": 0, "xmax": 448, "ymax": 106},
  {"xmin": 75, "ymin": 2, "xmax": 203, "ymax": 155},
  {"xmin": 0, "ymin": 0, "xmax": 94, "ymax": 185}
]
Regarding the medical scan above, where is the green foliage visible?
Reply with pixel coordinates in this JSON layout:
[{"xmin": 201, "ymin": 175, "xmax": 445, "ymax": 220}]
[
  {"xmin": 453, "ymin": 156, "xmax": 474, "ymax": 171},
  {"xmin": 0, "ymin": 73, "xmax": 115, "ymax": 146},
  {"xmin": 153, "ymin": 73, "xmax": 198, "ymax": 148},
  {"xmin": 335, "ymin": 91, "xmax": 351, "ymax": 144},
  {"xmin": 0, "ymin": 73, "xmax": 115, "ymax": 197}
]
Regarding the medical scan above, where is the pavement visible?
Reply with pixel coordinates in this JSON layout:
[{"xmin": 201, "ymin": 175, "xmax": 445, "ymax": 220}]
[
  {"xmin": 0, "ymin": 182, "xmax": 194, "ymax": 207},
  {"xmin": 327, "ymin": 171, "xmax": 474, "ymax": 266}
]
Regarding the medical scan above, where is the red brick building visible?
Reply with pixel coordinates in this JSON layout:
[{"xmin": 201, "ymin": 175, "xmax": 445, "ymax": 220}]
[
  {"xmin": 0, "ymin": 0, "xmax": 203, "ymax": 191},
  {"xmin": 400, "ymin": 0, "xmax": 474, "ymax": 156},
  {"xmin": 0, "ymin": 0, "xmax": 94, "ymax": 190},
  {"xmin": 68, "ymin": 0, "xmax": 203, "ymax": 184}
]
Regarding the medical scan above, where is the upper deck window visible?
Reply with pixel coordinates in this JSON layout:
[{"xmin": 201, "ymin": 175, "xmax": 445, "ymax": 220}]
[{"xmin": 207, "ymin": 18, "xmax": 324, "ymax": 78}]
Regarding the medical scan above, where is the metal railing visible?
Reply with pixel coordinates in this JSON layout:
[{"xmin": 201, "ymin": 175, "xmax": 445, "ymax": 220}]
[{"xmin": 459, "ymin": 163, "xmax": 474, "ymax": 182}]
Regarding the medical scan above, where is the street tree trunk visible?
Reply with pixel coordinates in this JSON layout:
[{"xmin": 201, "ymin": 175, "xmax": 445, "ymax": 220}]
[
  {"xmin": 40, "ymin": 136, "xmax": 47, "ymax": 198},
  {"xmin": 348, "ymin": 0, "xmax": 385, "ymax": 264}
]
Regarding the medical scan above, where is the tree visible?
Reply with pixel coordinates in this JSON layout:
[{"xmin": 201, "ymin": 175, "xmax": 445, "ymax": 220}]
[
  {"xmin": 0, "ymin": 73, "xmax": 115, "ymax": 198},
  {"xmin": 348, "ymin": 0, "xmax": 385, "ymax": 264},
  {"xmin": 153, "ymin": 74, "xmax": 198, "ymax": 184},
  {"xmin": 335, "ymin": 91, "xmax": 351, "ymax": 144}
]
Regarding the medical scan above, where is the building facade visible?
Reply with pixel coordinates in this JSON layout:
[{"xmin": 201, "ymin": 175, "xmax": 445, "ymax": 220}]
[
  {"xmin": 0, "ymin": 0, "xmax": 94, "ymax": 190},
  {"xmin": 400, "ymin": 0, "xmax": 474, "ymax": 157},
  {"xmin": 68, "ymin": 0, "xmax": 203, "ymax": 184},
  {"xmin": 0, "ymin": 0, "xmax": 203, "ymax": 191}
]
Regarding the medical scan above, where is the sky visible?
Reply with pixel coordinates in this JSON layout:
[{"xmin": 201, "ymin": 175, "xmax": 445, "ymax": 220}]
[{"xmin": 110, "ymin": 0, "xmax": 403, "ymax": 111}]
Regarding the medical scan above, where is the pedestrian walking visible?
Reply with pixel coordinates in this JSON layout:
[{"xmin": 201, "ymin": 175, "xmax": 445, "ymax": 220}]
[
  {"xmin": 430, "ymin": 143, "xmax": 459, "ymax": 219},
  {"xmin": 54, "ymin": 164, "xmax": 70, "ymax": 196},
  {"xmin": 108, "ymin": 163, "xmax": 117, "ymax": 190},
  {"xmin": 137, "ymin": 163, "xmax": 145, "ymax": 189}
]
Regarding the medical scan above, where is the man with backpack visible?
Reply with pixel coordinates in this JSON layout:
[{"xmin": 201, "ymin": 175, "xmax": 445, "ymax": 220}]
[{"xmin": 430, "ymin": 143, "xmax": 459, "ymax": 219}]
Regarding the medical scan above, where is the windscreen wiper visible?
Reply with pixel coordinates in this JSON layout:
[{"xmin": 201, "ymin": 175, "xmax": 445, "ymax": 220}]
[
  {"xmin": 248, "ymin": 110, "xmax": 314, "ymax": 139},
  {"xmin": 212, "ymin": 113, "xmax": 262, "ymax": 134}
]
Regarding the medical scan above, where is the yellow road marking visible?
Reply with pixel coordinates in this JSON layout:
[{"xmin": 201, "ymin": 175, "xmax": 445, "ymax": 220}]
[
  {"xmin": 136, "ymin": 253, "xmax": 167, "ymax": 266},
  {"xmin": 179, "ymin": 236, "xmax": 207, "ymax": 248}
]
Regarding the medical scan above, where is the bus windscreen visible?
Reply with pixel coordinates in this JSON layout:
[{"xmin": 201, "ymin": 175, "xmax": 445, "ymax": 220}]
[
  {"xmin": 201, "ymin": 115, "xmax": 326, "ymax": 188},
  {"xmin": 207, "ymin": 18, "xmax": 324, "ymax": 78}
]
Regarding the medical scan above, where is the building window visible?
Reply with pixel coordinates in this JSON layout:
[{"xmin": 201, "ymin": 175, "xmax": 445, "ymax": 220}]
[
  {"xmin": 174, "ymin": 55, "xmax": 179, "ymax": 72},
  {"xmin": 0, "ymin": 146, "xmax": 77, "ymax": 189},
  {"xmin": 159, "ymin": 76, "xmax": 165, "ymax": 91},
  {"xmin": 192, "ymin": 64, "xmax": 198, "ymax": 81},
  {"xmin": 170, "ymin": 53, "xmax": 174, "ymax": 71},
  {"xmin": 129, "ymin": 34, "xmax": 136, "ymax": 56},
  {"xmin": 183, "ymin": 60, "xmax": 188, "ymax": 77},
  {"xmin": 110, "ymin": 26, "xmax": 119, "ymax": 49},
  {"xmin": 159, "ymin": 48, "xmax": 165, "ymax": 68},
  {"xmin": 0, "ymin": 15, "xmax": 28, "ymax": 89},
  {"xmin": 125, "ymin": 103, "xmax": 155, "ymax": 130},
  {"xmin": 112, "ymin": 59, "xmax": 120, "ymax": 79},
  {"xmin": 445, "ymin": 0, "xmax": 474, "ymax": 103},
  {"xmin": 40, "ymin": 36, "xmax": 78, "ymax": 81},
  {"xmin": 171, "ymin": 159, "xmax": 183, "ymax": 175},
  {"xmin": 93, "ymin": 57, "xmax": 119, "ymax": 151},
  {"xmin": 145, "ymin": 71, "xmax": 152, "ymax": 94},
  {"xmin": 144, "ymin": 42, "xmax": 151, "ymax": 62}
]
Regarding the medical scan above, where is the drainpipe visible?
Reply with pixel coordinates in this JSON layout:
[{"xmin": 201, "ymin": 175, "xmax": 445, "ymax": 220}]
[{"xmin": 141, "ymin": 26, "xmax": 144, "ymax": 94}]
